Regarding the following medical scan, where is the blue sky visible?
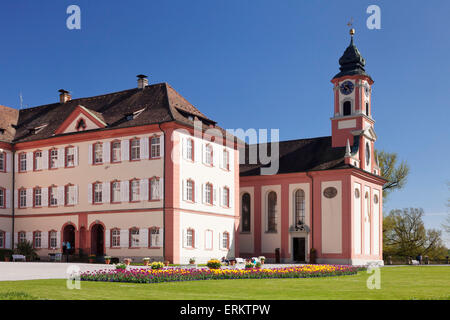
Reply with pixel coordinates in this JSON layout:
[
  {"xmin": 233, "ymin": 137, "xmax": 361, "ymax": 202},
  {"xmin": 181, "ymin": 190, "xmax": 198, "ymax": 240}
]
[{"xmin": 1, "ymin": 1, "xmax": 449, "ymax": 245}]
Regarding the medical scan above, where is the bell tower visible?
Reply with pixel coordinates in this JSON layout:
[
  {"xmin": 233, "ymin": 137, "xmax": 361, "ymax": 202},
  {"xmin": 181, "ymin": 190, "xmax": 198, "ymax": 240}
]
[{"xmin": 331, "ymin": 28, "xmax": 378, "ymax": 174}]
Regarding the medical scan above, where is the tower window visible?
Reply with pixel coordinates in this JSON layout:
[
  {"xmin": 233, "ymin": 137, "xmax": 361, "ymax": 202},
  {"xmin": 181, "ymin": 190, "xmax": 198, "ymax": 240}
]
[
  {"xmin": 366, "ymin": 103, "xmax": 369, "ymax": 116},
  {"xmin": 343, "ymin": 101, "xmax": 352, "ymax": 116}
]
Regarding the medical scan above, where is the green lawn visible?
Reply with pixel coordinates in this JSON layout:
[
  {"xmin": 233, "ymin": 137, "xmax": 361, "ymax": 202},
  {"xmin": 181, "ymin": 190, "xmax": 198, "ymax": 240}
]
[{"xmin": 0, "ymin": 266, "xmax": 448, "ymax": 300}]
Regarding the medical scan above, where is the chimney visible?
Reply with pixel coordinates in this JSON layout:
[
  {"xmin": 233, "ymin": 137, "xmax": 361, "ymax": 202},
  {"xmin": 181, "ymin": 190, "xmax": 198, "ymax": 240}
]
[
  {"xmin": 59, "ymin": 89, "xmax": 71, "ymax": 103},
  {"xmin": 137, "ymin": 74, "xmax": 148, "ymax": 89}
]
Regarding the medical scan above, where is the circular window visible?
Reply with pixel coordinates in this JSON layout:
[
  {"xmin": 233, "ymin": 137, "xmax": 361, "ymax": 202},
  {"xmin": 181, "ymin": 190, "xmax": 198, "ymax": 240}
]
[
  {"xmin": 354, "ymin": 188, "xmax": 360, "ymax": 198},
  {"xmin": 323, "ymin": 187, "xmax": 338, "ymax": 199},
  {"xmin": 374, "ymin": 194, "xmax": 379, "ymax": 204}
]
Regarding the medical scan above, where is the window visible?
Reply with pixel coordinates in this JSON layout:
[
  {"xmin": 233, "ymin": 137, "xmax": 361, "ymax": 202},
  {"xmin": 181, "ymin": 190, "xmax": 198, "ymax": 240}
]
[
  {"xmin": 76, "ymin": 118, "xmax": 86, "ymax": 131},
  {"xmin": 130, "ymin": 138, "xmax": 140, "ymax": 160},
  {"xmin": 111, "ymin": 229, "xmax": 120, "ymax": 248},
  {"xmin": 205, "ymin": 144, "xmax": 213, "ymax": 165},
  {"xmin": 33, "ymin": 231, "xmax": 41, "ymax": 248},
  {"xmin": 223, "ymin": 150, "xmax": 229, "ymax": 170},
  {"xmin": 241, "ymin": 193, "xmax": 251, "ymax": 232},
  {"xmin": 19, "ymin": 189, "xmax": 27, "ymax": 208},
  {"xmin": 186, "ymin": 229, "xmax": 194, "ymax": 248},
  {"xmin": 34, "ymin": 187, "xmax": 42, "ymax": 207},
  {"xmin": 19, "ymin": 153, "xmax": 27, "ymax": 172},
  {"xmin": 149, "ymin": 227, "xmax": 160, "ymax": 247},
  {"xmin": 365, "ymin": 142, "xmax": 371, "ymax": 166},
  {"xmin": 49, "ymin": 149, "xmax": 58, "ymax": 169},
  {"xmin": 111, "ymin": 141, "xmax": 121, "ymax": 163},
  {"xmin": 0, "ymin": 188, "xmax": 4, "ymax": 208},
  {"xmin": 186, "ymin": 180, "xmax": 194, "ymax": 202},
  {"xmin": 0, "ymin": 231, "xmax": 4, "ymax": 248},
  {"xmin": 365, "ymin": 192, "xmax": 370, "ymax": 221},
  {"xmin": 129, "ymin": 228, "xmax": 139, "ymax": 248},
  {"xmin": 18, "ymin": 232, "xmax": 26, "ymax": 243},
  {"xmin": 267, "ymin": 191, "xmax": 277, "ymax": 232},
  {"xmin": 130, "ymin": 180, "xmax": 140, "ymax": 202},
  {"xmin": 34, "ymin": 151, "xmax": 43, "ymax": 170},
  {"xmin": 0, "ymin": 152, "xmax": 5, "ymax": 172},
  {"xmin": 66, "ymin": 147, "xmax": 75, "ymax": 167},
  {"xmin": 93, "ymin": 183, "xmax": 103, "ymax": 204},
  {"xmin": 111, "ymin": 181, "xmax": 121, "ymax": 203},
  {"xmin": 205, "ymin": 183, "xmax": 213, "ymax": 205},
  {"xmin": 94, "ymin": 143, "xmax": 103, "ymax": 164},
  {"xmin": 222, "ymin": 232, "xmax": 229, "ymax": 250},
  {"xmin": 294, "ymin": 189, "xmax": 305, "ymax": 226},
  {"xmin": 49, "ymin": 231, "xmax": 57, "ymax": 249},
  {"xmin": 222, "ymin": 187, "xmax": 230, "ymax": 207},
  {"xmin": 151, "ymin": 136, "xmax": 161, "ymax": 158},
  {"xmin": 343, "ymin": 101, "xmax": 352, "ymax": 116},
  {"xmin": 49, "ymin": 187, "xmax": 58, "ymax": 206},
  {"xmin": 366, "ymin": 102, "xmax": 369, "ymax": 116},
  {"xmin": 186, "ymin": 139, "xmax": 193, "ymax": 161},
  {"xmin": 150, "ymin": 178, "xmax": 160, "ymax": 201}
]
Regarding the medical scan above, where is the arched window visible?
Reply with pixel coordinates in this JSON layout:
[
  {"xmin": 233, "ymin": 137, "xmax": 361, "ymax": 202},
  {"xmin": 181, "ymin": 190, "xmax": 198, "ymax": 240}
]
[
  {"xmin": 343, "ymin": 101, "xmax": 352, "ymax": 116},
  {"xmin": 294, "ymin": 189, "xmax": 305, "ymax": 226},
  {"xmin": 267, "ymin": 191, "xmax": 277, "ymax": 232},
  {"xmin": 366, "ymin": 102, "xmax": 369, "ymax": 116},
  {"xmin": 241, "ymin": 193, "xmax": 251, "ymax": 232}
]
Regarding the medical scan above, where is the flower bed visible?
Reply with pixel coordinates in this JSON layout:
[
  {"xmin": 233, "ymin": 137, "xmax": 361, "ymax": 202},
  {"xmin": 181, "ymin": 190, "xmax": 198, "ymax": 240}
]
[{"xmin": 80, "ymin": 265, "xmax": 363, "ymax": 284}]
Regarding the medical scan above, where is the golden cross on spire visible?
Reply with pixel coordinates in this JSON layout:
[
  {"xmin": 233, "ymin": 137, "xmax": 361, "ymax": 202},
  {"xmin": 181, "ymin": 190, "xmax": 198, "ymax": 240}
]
[{"xmin": 347, "ymin": 17, "xmax": 353, "ymax": 28}]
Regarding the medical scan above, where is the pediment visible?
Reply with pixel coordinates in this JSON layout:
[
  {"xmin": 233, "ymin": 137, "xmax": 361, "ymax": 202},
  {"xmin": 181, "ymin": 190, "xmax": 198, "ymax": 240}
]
[{"xmin": 54, "ymin": 105, "xmax": 107, "ymax": 135}]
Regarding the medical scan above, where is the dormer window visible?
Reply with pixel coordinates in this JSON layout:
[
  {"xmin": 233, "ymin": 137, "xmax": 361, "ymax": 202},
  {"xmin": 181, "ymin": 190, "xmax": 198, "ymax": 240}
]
[{"xmin": 343, "ymin": 101, "xmax": 352, "ymax": 116}]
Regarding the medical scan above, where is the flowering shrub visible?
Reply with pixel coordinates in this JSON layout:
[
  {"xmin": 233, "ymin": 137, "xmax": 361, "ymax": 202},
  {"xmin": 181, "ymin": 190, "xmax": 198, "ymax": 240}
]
[
  {"xmin": 206, "ymin": 259, "xmax": 222, "ymax": 269},
  {"xmin": 81, "ymin": 265, "xmax": 363, "ymax": 284},
  {"xmin": 115, "ymin": 263, "xmax": 127, "ymax": 270},
  {"xmin": 151, "ymin": 261, "xmax": 165, "ymax": 270},
  {"xmin": 245, "ymin": 263, "xmax": 254, "ymax": 269}
]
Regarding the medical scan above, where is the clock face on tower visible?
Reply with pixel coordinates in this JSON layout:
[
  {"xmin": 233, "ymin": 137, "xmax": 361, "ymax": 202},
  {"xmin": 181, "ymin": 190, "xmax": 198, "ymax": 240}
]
[
  {"xmin": 364, "ymin": 83, "xmax": 370, "ymax": 97},
  {"xmin": 340, "ymin": 81, "xmax": 354, "ymax": 95}
]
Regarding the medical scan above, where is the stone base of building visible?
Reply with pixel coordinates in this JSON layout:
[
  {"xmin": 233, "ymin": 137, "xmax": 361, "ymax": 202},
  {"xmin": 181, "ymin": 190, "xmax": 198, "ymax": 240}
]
[{"xmin": 316, "ymin": 258, "xmax": 384, "ymax": 266}]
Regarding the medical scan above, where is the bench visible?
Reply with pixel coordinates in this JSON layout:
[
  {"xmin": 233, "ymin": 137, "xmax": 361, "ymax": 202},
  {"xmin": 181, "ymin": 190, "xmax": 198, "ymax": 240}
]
[{"xmin": 12, "ymin": 254, "xmax": 26, "ymax": 262}]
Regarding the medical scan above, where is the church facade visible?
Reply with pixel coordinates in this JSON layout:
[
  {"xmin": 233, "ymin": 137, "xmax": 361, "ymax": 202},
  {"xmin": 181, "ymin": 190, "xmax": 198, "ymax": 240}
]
[{"xmin": 0, "ymin": 33, "xmax": 384, "ymax": 265}]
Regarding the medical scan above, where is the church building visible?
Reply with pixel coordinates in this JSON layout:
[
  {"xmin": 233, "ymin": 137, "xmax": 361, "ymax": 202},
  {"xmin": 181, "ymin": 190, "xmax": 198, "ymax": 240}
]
[{"xmin": 0, "ymin": 30, "xmax": 385, "ymax": 265}]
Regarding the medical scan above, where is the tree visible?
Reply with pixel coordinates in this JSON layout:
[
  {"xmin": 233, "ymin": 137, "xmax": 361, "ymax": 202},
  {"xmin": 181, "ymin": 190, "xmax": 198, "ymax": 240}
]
[
  {"xmin": 375, "ymin": 150, "xmax": 410, "ymax": 201},
  {"xmin": 383, "ymin": 208, "xmax": 447, "ymax": 259}
]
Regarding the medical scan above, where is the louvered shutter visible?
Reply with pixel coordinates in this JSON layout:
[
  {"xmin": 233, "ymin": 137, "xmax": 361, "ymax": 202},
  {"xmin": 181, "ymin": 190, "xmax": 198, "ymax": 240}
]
[
  {"xmin": 5, "ymin": 190, "xmax": 11, "ymax": 209},
  {"xmin": 159, "ymin": 178, "xmax": 164, "ymax": 200},
  {"xmin": 6, "ymin": 153, "xmax": 11, "ymax": 173},
  {"xmin": 103, "ymin": 142, "xmax": 110, "ymax": 163},
  {"xmin": 195, "ymin": 183, "xmax": 199, "ymax": 203},
  {"xmin": 58, "ymin": 148, "xmax": 65, "ymax": 168},
  {"xmin": 88, "ymin": 144, "xmax": 93, "ymax": 165},
  {"xmin": 181, "ymin": 137, "xmax": 186, "ymax": 159},
  {"xmin": 120, "ymin": 229, "xmax": 128, "ymax": 248},
  {"xmin": 73, "ymin": 185, "xmax": 78, "ymax": 205},
  {"xmin": 141, "ymin": 137, "xmax": 149, "ymax": 160},
  {"xmin": 57, "ymin": 186, "xmax": 65, "ymax": 206},
  {"xmin": 42, "ymin": 150, "xmax": 49, "ymax": 170},
  {"xmin": 87, "ymin": 184, "xmax": 93, "ymax": 204},
  {"xmin": 182, "ymin": 229, "xmax": 186, "ymax": 248},
  {"xmin": 41, "ymin": 231, "xmax": 48, "ymax": 249},
  {"xmin": 219, "ymin": 187, "xmax": 222, "ymax": 207},
  {"xmin": 74, "ymin": 147, "xmax": 79, "ymax": 166},
  {"xmin": 160, "ymin": 134, "xmax": 164, "ymax": 157},
  {"xmin": 140, "ymin": 228, "xmax": 148, "ymax": 247},
  {"xmin": 181, "ymin": 180, "xmax": 186, "ymax": 201},
  {"xmin": 4, "ymin": 233, "xmax": 10, "ymax": 249},
  {"xmin": 26, "ymin": 232, "xmax": 33, "ymax": 243},
  {"xmin": 56, "ymin": 231, "xmax": 61, "ymax": 249},
  {"xmin": 213, "ymin": 187, "xmax": 217, "ymax": 206},
  {"xmin": 42, "ymin": 188, "xmax": 48, "ymax": 207},
  {"xmin": 14, "ymin": 154, "xmax": 18, "ymax": 173},
  {"xmin": 26, "ymin": 152, "xmax": 33, "ymax": 171},
  {"xmin": 122, "ymin": 140, "xmax": 129, "ymax": 161},
  {"xmin": 26, "ymin": 188, "xmax": 33, "ymax": 207},
  {"xmin": 157, "ymin": 229, "xmax": 164, "ymax": 247},
  {"xmin": 103, "ymin": 182, "xmax": 110, "ymax": 203},
  {"xmin": 140, "ymin": 179, "xmax": 148, "ymax": 201},
  {"xmin": 121, "ymin": 181, "xmax": 129, "ymax": 202},
  {"xmin": 194, "ymin": 230, "xmax": 199, "ymax": 249},
  {"xmin": 14, "ymin": 190, "xmax": 18, "ymax": 208},
  {"xmin": 105, "ymin": 230, "xmax": 110, "ymax": 248},
  {"xmin": 202, "ymin": 144, "xmax": 205, "ymax": 164}
]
